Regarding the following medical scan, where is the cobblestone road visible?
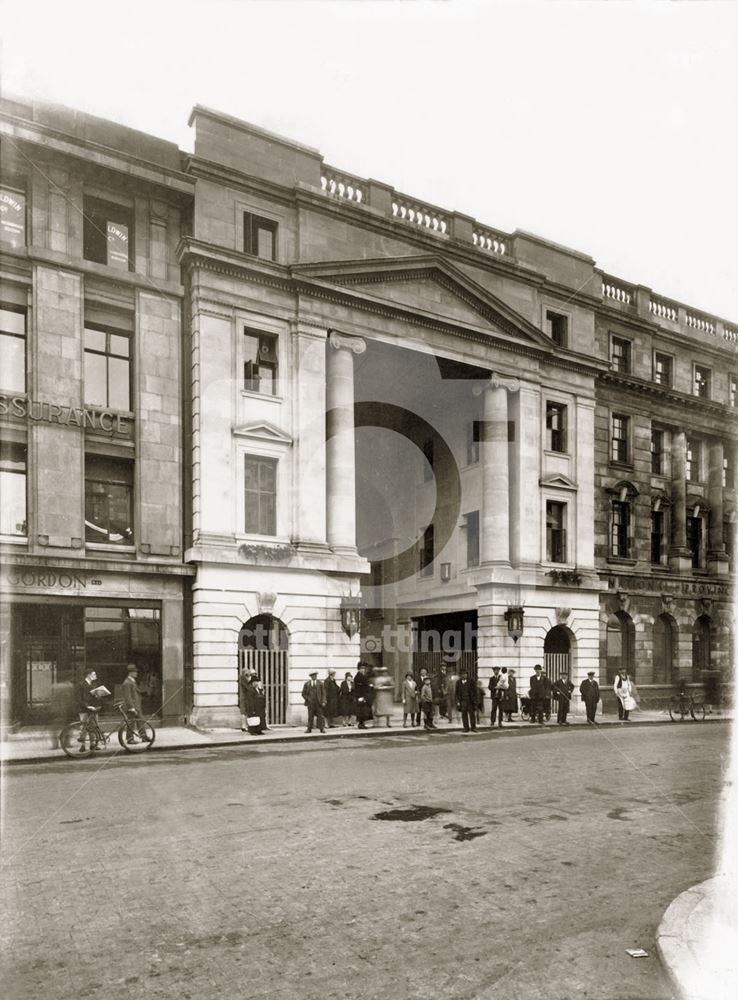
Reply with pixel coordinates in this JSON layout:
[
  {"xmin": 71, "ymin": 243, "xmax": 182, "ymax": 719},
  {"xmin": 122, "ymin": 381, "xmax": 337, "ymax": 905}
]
[{"xmin": 1, "ymin": 723, "xmax": 730, "ymax": 1000}]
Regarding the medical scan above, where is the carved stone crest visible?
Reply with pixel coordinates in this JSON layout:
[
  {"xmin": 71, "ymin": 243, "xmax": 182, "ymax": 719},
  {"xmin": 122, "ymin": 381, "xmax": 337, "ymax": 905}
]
[
  {"xmin": 555, "ymin": 607, "xmax": 571, "ymax": 624},
  {"xmin": 615, "ymin": 590, "xmax": 630, "ymax": 613},
  {"xmin": 660, "ymin": 594, "xmax": 674, "ymax": 615}
]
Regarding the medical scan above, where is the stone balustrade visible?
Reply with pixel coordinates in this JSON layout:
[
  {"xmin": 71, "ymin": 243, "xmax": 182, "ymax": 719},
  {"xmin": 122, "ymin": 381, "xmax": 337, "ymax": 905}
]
[
  {"xmin": 391, "ymin": 196, "xmax": 448, "ymax": 234},
  {"xmin": 472, "ymin": 226, "xmax": 508, "ymax": 256},
  {"xmin": 650, "ymin": 297, "xmax": 679, "ymax": 323},
  {"xmin": 686, "ymin": 311, "xmax": 716, "ymax": 336},
  {"xmin": 320, "ymin": 166, "xmax": 365, "ymax": 204},
  {"xmin": 315, "ymin": 162, "xmax": 738, "ymax": 344},
  {"xmin": 601, "ymin": 276, "xmax": 633, "ymax": 305}
]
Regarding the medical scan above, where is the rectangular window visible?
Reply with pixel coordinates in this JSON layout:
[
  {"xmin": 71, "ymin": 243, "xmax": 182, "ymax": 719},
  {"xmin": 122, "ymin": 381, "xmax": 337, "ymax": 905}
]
[
  {"xmin": 687, "ymin": 515, "xmax": 702, "ymax": 568},
  {"xmin": 422, "ymin": 439, "xmax": 434, "ymax": 482},
  {"xmin": 686, "ymin": 438, "xmax": 699, "ymax": 482},
  {"xmin": 83, "ymin": 196, "xmax": 133, "ymax": 271},
  {"xmin": 546, "ymin": 311, "xmax": 568, "ymax": 348},
  {"xmin": 546, "ymin": 401, "xmax": 567, "ymax": 453},
  {"xmin": 466, "ymin": 420, "xmax": 480, "ymax": 465},
  {"xmin": 420, "ymin": 524, "xmax": 434, "ymax": 576},
  {"xmin": 654, "ymin": 352, "xmax": 673, "ymax": 387},
  {"xmin": 0, "ymin": 440, "xmax": 27, "ymax": 536},
  {"xmin": 0, "ymin": 187, "xmax": 27, "ymax": 247},
  {"xmin": 651, "ymin": 510, "xmax": 664, "ymax": 564},
  {"xmin": 0, "ymin": 305, "xmax": 26, "ymax": 393},
  {"xmin": 611, "ymin": 336, "xmax": 631, "ymax": 374},
  {"xmin": 724, "ymin": 454, "xmax": 734, "ymax": 490},
  {"xmin": 84, "ymin": 325, "xmax": 131, "ymax": 411},
  {"xmin": 85, "ymin": 455, "xmax": 134, "ymax": 546},
  {"xmin": 611, "ymin": 501, "xmax": 630, "ymax": 558},
  {"xmin": 611, "ymin": 413, "xmax": 630, "ymax": 464},
  {"xmin": 694, "ymin": 365, "xmax": 711, "ymax": 399},
  {"xmin": 465, "ymin": 510, "xmax": 479, "ymax": 568},
  {"xmin": 243, "ymin": 212, "xmax": 277, "ymax": 261},
  {"xmin": 730, "ymin": 375, "xmax": 737, "ymax": 408},
  {"xmin": 651, "ymin": 429, "xmax": 664, "ymax": 475},
  {"xmin": 546, "ymin": 501, "xmax": 567, "ymax": 563},
  {"xmin": 244, "ymin": 330, "xmax": 278, "ymax": 395},
  {"xmin": 244, "ymin": 456, "xmax": 277, "ymax": 535}
]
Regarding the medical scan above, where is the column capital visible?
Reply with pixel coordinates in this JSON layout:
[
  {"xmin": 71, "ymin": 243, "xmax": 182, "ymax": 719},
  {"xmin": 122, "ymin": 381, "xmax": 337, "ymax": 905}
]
[
  {"xmin": 473, "ymin": 372, "xmax": 521, "ymax": 396},
  {"xmin": 328, "ymin": 330, "xmax": 366, "ymax": 355}
]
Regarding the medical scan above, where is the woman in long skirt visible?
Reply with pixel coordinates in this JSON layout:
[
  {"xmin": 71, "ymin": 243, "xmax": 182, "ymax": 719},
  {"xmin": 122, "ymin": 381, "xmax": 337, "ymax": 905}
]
[
  {"xmin": 504, "ymin": 668, "xmax": 519, "ymax": 722},
  {"xmin": 339, "ymin": 672, "xmax": 355, "ymax": 726}
]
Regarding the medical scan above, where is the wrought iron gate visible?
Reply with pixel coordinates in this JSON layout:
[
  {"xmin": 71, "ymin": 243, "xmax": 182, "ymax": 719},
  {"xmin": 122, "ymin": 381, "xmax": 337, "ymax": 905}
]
[
  {"xmin": 544, "ymin": 652, "xmax": 570, "ymax": 678},
  {"xmin": 238, "ymin": 648, "xmax": 288, "ymax": 725}
]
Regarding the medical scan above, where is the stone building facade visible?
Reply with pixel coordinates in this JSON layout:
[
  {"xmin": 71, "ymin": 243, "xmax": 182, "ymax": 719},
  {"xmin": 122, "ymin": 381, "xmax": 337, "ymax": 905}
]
[
  {"xmin": 0, "ymin": 97, "xmax": 193, "ymax": 728},
  {"xmin": 181, "ymin": 107, "xmax": 608, "ymax": 727},
  {"xmin": 593, "ymin": 282, "xmax": 737, "ymax": 709}
]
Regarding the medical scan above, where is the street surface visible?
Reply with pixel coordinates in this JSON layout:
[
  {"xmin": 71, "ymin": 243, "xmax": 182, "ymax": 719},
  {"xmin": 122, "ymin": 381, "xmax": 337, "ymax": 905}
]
[{"xmin": 1, "ymin": 723, "xmax": 730, "ymax": 1000}]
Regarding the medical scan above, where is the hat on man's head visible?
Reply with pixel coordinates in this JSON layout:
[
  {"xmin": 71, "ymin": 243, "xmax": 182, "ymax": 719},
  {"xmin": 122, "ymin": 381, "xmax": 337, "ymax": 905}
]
[
  {"xmin": 328, "ymin": 669, "xmax": 336, "ymax": 675},
  {"xmin": 492, "ymin": 666, "xmax": 500, "ymax": 672},
  {"xmin": 587, "ymin": 670, "xmax": 595, "ymax": 676},
  {"xmin": 127, "ymin": 664, "xmax": 138, "ymax": 673},
  {"xmin": 309, "ymin": 670, "xmax": 318, "ymax": 677},
  {"xmin": 534, "ymin": 664, "xmax": 542, "ymax": 671}
]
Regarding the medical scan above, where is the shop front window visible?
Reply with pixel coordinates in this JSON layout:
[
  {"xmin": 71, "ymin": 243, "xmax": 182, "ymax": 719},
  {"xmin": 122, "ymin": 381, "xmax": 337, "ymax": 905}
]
[{"xmin": 85, "ymin": 607, "xmax": 161, "ymax": 715}]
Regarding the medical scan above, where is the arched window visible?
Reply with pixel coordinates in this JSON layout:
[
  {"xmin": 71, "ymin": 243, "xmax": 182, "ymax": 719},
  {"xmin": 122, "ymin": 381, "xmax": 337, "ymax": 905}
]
[
  {"xmin": 691, "ymin": 615, "xmax": 711, "ymax": 682},
  {"xmin": 606, "ymin": 611, "xmax": 635, "ymax": 683},
  {"xmin": 653, "ymin": 614, "xmax": 677, "ymax": 684}
]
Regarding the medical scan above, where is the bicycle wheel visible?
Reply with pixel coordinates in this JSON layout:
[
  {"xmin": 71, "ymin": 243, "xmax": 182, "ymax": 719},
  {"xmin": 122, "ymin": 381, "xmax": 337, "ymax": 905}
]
[
  {"xmin": 690, "ymin": 701, "xmax": 706, "ymax": 721},
  {"xmin": 118, "ymin": 720, "xmax": 156, "ymax": 752},
  {"xmin": 59, "ymin": 723, "xmax": 95, "ymax": 759},
  {"xmin": 668, "ymin": 698, "xmax": 685, "ymax": 722}
]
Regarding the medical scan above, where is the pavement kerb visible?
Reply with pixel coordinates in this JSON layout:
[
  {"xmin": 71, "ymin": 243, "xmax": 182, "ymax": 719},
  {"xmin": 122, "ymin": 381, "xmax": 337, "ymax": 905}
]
[
  {"xmin": 656, "ymin": 878, "xmax": 713, "ymax": 1000},
  {"xmin": 1, "ymin": 713, "xmax": 732, "ymax": 766}
]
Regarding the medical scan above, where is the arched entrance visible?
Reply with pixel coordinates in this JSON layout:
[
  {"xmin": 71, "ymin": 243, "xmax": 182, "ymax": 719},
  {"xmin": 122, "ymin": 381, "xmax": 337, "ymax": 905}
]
[
  {"xmin": 692, "ymin": 615, "xmax": 711, "ymax": 682},
  {"xmin": 238, "ymin": 615, "xmax": 288, "ymax": 724},
  {"xmin": 653, "ymin": 614, "xmax": 677, "ymax": 684},
  {"xmin": 544, "ymin": 625, "xmax": 572, "ymax": 679},
  {"xmin": 605, "ymin": 611, "xmax": 635, "ymax": 683}
]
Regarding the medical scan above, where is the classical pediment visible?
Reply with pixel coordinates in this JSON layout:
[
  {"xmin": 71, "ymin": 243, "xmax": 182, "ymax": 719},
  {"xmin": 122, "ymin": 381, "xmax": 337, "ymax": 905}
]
[
  {"xmin": 232, "ymin": 421, "xmax": 293, "ymax": 445},
  {"xmin": 292, "ymin": 255, "xmax": 553, "ymax": 349},
  {"xmin": 540, "ymin": 473, "xmax": 578, "ymax": 491}
]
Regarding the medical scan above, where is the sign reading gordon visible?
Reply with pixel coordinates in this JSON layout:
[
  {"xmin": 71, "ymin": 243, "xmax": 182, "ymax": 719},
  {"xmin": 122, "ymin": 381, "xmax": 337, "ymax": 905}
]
[{"xmin": 0, "ymin": 394, "xmax": 129, "ymax": 433}]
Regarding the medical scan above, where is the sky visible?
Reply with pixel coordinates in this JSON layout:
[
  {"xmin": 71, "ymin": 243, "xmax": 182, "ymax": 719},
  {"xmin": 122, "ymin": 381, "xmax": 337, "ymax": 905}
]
[{"xmin": 1, "ymin": 0, "xmax": 737, "ymax": 320}]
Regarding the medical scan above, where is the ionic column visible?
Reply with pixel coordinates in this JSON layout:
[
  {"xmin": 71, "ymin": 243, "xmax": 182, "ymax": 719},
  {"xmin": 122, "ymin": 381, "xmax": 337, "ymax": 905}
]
[
  {"xmin": 474, "ymin": 374, "xmax": 520, "ymax": 565},
  {"xmin": 707, "ymin": 440, "xmax": 729, "ymax": 576},
  {"xmin": 669, "ymin": 430, "xmax": 691, "ymax": 573},
  {"xmin": 326, "ymin": 330, "xmax": 365, "ymax": 551}
]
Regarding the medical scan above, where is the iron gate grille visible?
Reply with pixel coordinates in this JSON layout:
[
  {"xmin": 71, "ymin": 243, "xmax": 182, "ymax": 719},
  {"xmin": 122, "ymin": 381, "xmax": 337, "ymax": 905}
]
[
  {"xmin": 544, "ymin": 652, "xmax": 570, "ymax": 679},
  {"xmin": 239, "ymin": 648, "xmax": 288, "ymax": 725}
]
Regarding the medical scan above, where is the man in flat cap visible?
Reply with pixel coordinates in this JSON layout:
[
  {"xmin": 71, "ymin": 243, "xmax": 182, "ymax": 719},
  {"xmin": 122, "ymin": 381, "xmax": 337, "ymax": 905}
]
[
  {"xmin": 529, "ymin": 664, "xmax": 549, "ymax": 726},
  {"xmin": 302, "ymin": 670, "xmax": 327, "ymax": 733},
  {"xmin": 579, "ymin": 670, "xmax": 600, "ymax": 725}
]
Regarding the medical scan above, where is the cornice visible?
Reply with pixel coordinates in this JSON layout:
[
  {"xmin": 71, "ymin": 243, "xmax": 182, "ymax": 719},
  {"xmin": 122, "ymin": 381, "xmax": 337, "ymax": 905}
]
[
  {"xmin": 180, "ymin": 237, "xmax": 606, "ymax": 378},
  {"xmin": 594, "ymin": 302, "xmax": 738, "ymax": 362},
  {"xmin": 597, "ymin": 370, "xmax": 738, "ymax": 424},
  {"xmin": 185, "ymin": 155, "xmax": 297, "ymax": 209},
  {"xmin": 0, "ymin": 116, "xmax": 193, "ymax": 195}
]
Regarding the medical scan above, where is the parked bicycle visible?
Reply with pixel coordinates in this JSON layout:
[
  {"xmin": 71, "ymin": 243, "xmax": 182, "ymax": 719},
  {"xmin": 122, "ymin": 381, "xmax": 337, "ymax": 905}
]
[
  {"xmin": 668, "ymin": 692, "xmax": 705, "ymax": 722},
  {"xmin": 59, "ymin": 701, "xmax": 156, "ymax": 758}
]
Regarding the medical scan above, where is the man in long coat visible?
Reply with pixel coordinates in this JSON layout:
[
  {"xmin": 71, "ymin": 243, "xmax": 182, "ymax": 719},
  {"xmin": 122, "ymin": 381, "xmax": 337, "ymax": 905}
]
[
  {"xmin": 552, "ymin": 671, "xmax": 575, "ymax": 726},
  {"xmin": 529, "ymin": 664, "xmax": 549, "ymax": 725},
  {"xmin": 579, "ymin": 670, "xmax": 600, "ymax": 724},
  {"xmin": 455, "ymin": 668, "xmax": 480, "ymax": 733},
  {"xmin": 302, "ymin": 671, "xmax": 327, "ymax": 733},
  {"xmin": 324, "ymin": 669, "xmax": 341, "ymax": 728},
  {"xmin": 353, "ymin": 662, "xmax": 373, "ymax": 730}
]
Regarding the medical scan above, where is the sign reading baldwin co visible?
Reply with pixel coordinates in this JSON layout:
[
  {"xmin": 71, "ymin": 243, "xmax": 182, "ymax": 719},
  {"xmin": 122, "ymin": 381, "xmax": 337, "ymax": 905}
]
[{"xmin": 0, "ymin": 394, "xmax": 128, "ymax": 433}]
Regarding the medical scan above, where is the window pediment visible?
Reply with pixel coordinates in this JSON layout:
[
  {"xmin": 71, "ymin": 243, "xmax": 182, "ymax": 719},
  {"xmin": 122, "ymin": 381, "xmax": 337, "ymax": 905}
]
[
  {"xmin": 540, "ymin": 473, "xmax": 578, "ymax": 492},
  {"xmin": 232, "ymin": 421, "xmax": 293, "ymax": 445}
]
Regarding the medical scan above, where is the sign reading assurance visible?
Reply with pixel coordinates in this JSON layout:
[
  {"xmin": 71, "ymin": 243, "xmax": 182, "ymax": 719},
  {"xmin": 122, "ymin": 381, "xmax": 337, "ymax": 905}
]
[{"xmin": 0, "ymin": 394, "xmax": 129, "ymax": 433}]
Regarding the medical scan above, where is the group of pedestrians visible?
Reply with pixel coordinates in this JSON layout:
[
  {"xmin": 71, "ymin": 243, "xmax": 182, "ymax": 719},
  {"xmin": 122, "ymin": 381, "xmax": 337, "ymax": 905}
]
[{"xmin": 240, "ymin": 659, "xmax": 640, "ymax": 735}]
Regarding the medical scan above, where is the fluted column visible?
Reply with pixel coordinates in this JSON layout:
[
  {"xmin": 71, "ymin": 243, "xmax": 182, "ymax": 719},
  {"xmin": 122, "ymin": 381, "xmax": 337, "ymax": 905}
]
[
  {"xmin": 707, "ymin": 440, "xmax": 729, "ymax": 576},
  {"xmin": 669, "ymin": 430, "xmax": 691, "ymax": 573},
  {"xmin": 326, "ymin": 330, "xmax": 365, "ymax": 552},
  {"xmin": 475, "ymin": 374, "xmax": 520, "ymax": 565}
]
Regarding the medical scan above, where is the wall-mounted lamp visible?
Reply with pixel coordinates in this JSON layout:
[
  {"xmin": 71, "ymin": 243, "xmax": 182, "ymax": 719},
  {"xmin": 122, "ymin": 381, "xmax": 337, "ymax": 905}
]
[
  {"xmin": 440, "ymin": 562, "xmax": 452, "ymax": 583},
  {"xmin": 504, "ymin": 605, "xmax": 525, "ymax": 643},
  {"xmin": 339, "ymin": 594, "xmax": 362, "ymax": 638}
]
